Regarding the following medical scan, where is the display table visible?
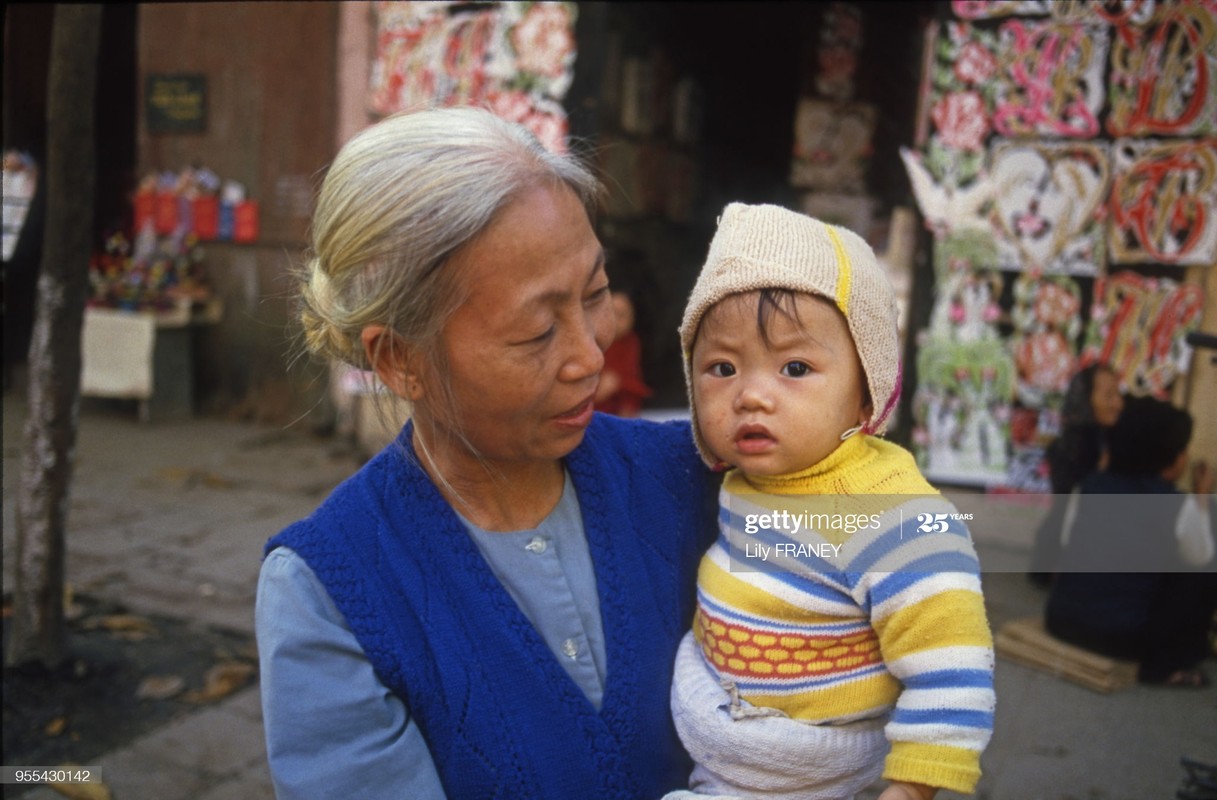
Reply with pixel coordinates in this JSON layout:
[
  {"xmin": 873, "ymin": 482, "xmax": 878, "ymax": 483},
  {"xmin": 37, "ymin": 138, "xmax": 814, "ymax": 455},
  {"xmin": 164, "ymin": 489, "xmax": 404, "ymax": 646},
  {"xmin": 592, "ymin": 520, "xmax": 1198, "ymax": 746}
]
[{"xmin": 80, "ymin": 299, "xmax": 223, "ymax": 421}]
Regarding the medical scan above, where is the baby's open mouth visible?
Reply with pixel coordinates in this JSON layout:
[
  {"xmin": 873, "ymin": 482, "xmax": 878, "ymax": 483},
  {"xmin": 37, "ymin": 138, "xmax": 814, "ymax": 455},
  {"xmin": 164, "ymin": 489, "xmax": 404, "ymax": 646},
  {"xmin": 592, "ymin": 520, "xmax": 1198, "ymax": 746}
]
[{"xmin": 735, "ymin": 426, "xmax": 776, "ymax": 452}]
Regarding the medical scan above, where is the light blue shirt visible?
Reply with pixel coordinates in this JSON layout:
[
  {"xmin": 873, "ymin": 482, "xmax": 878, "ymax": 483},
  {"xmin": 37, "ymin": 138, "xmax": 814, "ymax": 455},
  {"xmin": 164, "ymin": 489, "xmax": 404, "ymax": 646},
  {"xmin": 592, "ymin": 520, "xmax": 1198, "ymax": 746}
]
[{"xmin": 256, "ymin": 473, "xmax": 605, "ymax": 800}]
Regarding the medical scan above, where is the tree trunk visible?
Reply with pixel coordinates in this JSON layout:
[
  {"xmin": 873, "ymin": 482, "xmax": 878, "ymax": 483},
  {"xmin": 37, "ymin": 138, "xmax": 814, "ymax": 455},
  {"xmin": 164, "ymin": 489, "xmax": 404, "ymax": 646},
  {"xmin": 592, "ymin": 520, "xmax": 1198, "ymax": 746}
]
[{"xmin": 7, "ymin": 4, "xmax": 103, "ymax": 669}]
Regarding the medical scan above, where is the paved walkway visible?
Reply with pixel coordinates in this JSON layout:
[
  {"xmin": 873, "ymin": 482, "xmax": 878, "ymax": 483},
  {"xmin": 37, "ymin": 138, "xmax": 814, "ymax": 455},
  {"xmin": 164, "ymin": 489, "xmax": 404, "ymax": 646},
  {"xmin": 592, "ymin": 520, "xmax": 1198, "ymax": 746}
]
[{"xmin": 3, "ymin": 394, "xmax": 1214, "ymax": 799}]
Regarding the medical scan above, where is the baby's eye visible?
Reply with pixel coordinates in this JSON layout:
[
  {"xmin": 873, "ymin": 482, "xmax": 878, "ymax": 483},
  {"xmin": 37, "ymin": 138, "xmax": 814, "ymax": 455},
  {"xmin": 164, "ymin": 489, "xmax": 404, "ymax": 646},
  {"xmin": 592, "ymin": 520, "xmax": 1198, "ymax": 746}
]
[
  {"xmin": 708, "ymin": 362, "xmax": 736, "ymax": 378},
  {"xmin": 781, "ymin": 361, "xmax": 811, "ymax": 378}
]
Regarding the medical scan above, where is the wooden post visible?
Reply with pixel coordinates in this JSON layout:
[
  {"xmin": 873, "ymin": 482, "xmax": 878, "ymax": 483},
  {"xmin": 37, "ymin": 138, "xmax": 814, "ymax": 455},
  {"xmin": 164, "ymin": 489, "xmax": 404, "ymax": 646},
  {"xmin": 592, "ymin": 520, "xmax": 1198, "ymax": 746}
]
[{"xmin": 7, "ymin": 4, "xmax": 102, "ymax": 668}]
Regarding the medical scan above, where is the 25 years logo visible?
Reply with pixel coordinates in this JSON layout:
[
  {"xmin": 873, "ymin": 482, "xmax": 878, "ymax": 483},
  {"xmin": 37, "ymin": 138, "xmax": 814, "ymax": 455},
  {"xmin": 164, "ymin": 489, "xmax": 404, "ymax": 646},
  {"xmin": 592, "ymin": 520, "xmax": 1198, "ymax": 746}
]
[{"xmin": 915, "ymin": 512, "xmax": 973, "ymax": 533}]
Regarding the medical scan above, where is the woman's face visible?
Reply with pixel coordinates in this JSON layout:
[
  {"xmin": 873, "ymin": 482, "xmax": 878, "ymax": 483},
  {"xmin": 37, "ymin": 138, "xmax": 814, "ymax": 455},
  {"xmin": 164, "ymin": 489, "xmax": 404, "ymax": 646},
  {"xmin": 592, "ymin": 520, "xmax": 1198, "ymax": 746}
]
[
  {"xmin": 1091, "ymin": 369, "xmax": 1123, "ymax": 428},
  {"xmin": 418, "ymin": 183, "xmax": 614, "ymax": 470}
]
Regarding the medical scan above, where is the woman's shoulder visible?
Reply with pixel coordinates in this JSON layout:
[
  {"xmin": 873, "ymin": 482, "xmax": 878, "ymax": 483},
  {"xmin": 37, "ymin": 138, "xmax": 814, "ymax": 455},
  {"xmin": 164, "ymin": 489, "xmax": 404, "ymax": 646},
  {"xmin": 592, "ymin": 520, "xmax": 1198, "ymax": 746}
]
[
  {"xmin": 319, "ymin": 446, "xmax": 400, "ymax": 511},
  {"xmin": 584, "ymin": 412, "xmax": 698, "ymax": 465},
  {"xmin": 268, "ymin": 441, "xmax": 417, "ymax": 555},
  {"xmin": 573, "ymin": 413, "xmax": 710, "ymax": 499}
]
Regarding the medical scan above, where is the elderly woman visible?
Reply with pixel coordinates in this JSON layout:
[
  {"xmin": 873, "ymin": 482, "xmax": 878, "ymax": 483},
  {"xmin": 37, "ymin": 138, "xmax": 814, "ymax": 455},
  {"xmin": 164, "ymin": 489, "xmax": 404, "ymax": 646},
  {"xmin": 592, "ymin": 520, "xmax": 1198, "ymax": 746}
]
[{"xmin": 255, "ymin": 107, "xmax": 715, "ymax": 799}]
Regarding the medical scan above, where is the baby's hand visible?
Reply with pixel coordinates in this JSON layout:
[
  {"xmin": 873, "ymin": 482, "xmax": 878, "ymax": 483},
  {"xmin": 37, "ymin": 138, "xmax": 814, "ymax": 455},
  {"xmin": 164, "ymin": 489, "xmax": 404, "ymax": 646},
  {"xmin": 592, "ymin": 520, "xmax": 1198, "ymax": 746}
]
[{"xmin": 876, "ymin": 781, "xmax": 937, "ymax": 800}]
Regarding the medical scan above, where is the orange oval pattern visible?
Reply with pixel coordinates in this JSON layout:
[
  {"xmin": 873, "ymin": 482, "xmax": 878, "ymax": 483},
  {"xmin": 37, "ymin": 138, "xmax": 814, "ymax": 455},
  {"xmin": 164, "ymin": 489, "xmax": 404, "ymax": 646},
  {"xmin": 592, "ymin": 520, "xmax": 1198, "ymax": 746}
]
[{"xmin": 694, "ymin": 608, "xmax": 882, "ymax": 681}]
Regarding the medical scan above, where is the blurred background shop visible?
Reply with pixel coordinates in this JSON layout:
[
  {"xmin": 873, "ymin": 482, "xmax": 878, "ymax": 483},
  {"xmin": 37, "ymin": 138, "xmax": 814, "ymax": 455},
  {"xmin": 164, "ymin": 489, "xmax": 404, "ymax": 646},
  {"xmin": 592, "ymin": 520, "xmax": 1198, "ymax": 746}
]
[{"xmin": 4, "ymin": 1, "xmax": 1214, "ymax": 487}]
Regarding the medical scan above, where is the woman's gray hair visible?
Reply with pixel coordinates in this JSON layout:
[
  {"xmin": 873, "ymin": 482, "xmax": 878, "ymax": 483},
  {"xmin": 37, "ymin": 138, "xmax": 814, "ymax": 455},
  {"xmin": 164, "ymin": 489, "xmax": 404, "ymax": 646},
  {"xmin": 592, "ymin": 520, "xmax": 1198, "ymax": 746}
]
[
  {"xmin": 298, "ymin": 106, "xmax": 601, "ymax": 461},
  {"xmin": 300, "ymin": 105, "xmax": 599, "ymax": 372}
]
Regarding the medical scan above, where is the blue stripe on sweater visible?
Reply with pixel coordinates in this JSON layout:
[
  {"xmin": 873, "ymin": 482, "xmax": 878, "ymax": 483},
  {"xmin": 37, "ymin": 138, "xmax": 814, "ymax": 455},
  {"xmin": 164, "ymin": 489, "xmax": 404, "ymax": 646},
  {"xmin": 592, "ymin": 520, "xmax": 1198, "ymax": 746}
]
[
  {"xmin": 697, "ymin": 589, "xmax": 867, "ymax": 635},
  {"xmin": 847, "ymin": 514, "xmax": 971, "ymax": 576},
  {"xmin": 867, "ymin": 552, "xmax": 982, "ymax": 607},
  {"xmin": 719, "ymin": 509, "xmax": 852, "ymax": 591},
  {"xmin": 890, "ymin": 707, "xmax": 994, "ymax": 729},
  {"xmin": 901, "ymin": 669, "xmax": 993, "ymax": 689},
  {"xmin": 729, "ymin": 662, "xmax": 891, "ymax": 694},
  {"xmin": 719, "ymin": 539, "xmax": 855, "ymax": 605}
]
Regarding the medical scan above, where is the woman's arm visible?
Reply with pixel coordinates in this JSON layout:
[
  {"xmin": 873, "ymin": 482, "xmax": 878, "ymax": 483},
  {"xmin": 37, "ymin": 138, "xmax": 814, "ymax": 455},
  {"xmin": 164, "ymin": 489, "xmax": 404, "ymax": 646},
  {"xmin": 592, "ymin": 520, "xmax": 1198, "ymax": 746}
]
[{"xmin": 256, "ymin": 548, "xmax": 447, "ymax": 800}]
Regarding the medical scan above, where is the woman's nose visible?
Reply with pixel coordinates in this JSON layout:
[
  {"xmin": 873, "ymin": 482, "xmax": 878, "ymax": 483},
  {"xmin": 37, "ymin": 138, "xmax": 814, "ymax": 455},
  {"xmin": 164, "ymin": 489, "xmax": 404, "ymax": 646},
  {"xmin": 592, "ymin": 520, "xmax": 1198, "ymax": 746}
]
[{"xmin": 559, "ymin": 309, "xmax": 607, "ymax": 383}]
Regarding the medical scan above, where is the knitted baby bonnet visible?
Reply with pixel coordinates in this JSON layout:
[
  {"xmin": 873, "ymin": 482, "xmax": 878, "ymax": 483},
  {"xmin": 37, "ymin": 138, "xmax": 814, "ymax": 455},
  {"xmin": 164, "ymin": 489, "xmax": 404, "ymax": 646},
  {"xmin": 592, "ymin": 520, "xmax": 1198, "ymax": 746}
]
[{"xmin": 679, "ymin": 202, "xmax": 902, "ymax": 467}]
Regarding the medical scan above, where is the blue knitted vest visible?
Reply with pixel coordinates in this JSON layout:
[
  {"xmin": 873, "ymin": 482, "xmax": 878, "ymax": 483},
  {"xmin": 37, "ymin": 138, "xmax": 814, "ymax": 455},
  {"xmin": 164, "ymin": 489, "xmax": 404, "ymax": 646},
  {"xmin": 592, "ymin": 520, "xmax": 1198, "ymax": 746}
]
[{"xmin": 267, "ymin": 414, "xmax": 713, "ymax": 799}]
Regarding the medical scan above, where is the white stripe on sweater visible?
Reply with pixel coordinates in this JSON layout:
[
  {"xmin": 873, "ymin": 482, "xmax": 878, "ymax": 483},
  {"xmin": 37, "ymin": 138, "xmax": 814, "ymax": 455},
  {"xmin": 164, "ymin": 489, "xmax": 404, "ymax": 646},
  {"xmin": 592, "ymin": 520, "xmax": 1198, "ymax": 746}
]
[
  {"xmin": 869, "ymin": 572, "xmax": 985, "ymax": 622},
  {"xmin": 885, "ymin": 723, "xmax": 993, "ymax": 751},
  {"xmin": 896, "ymin": 686, "xmax": 997, "ymax": 712},
  {"xmin": 884, "ymin": 645, "xmax": 995, "ymax": 679}
]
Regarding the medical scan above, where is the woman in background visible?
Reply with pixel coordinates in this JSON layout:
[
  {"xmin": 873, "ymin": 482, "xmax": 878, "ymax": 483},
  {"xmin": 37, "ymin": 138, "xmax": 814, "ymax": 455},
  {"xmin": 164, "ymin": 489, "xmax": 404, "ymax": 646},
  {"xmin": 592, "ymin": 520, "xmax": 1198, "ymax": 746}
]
[
  {"xmin": 1045, "ymin": 396, "xmax": 1215, "ymax": 687},
  {"xmin": 1029, "ymin": 363, "xmax": 1123, "ymax": 585}
]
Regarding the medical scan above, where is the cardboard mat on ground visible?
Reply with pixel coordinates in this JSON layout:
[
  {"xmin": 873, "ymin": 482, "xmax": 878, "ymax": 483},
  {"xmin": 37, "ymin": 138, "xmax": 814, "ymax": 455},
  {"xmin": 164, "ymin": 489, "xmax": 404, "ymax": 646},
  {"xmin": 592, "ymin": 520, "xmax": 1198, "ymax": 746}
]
[{"xmin": 995, "ymin": 616, "xmax": 1138, "ymax": 693}]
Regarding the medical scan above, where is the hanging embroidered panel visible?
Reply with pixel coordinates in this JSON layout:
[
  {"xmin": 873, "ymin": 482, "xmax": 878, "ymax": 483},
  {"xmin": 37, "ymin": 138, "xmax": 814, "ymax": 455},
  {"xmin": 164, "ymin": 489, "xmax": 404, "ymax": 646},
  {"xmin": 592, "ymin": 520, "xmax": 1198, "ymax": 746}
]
[{"xmin": 370, "ymin": 1, "xmax": 577, "ymax": 153}]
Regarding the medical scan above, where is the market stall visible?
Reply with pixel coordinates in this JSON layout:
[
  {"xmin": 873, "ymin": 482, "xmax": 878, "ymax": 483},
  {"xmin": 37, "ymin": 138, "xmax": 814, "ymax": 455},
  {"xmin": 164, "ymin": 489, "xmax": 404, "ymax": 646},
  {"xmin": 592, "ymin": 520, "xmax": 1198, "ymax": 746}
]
[{"xmin": 901, "ymin": 0, "xmax": 1215, "ymax": 488}]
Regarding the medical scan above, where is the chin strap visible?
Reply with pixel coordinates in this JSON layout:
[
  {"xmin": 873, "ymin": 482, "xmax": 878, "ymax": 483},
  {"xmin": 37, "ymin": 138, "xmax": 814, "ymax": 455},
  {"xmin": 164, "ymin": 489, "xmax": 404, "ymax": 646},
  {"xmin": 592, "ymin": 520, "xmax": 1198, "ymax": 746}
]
[{"xmin": 839, "ymin": 425, "xmax": 862, "ymax": 441}]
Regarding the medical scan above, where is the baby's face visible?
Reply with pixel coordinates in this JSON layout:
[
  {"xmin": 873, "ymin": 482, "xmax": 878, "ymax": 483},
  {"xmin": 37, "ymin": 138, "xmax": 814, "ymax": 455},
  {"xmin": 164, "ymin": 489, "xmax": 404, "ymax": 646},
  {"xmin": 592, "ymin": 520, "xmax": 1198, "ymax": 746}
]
[{"xmin": 691, "ymin": 291, "xmax": 871, "ymax": 476}]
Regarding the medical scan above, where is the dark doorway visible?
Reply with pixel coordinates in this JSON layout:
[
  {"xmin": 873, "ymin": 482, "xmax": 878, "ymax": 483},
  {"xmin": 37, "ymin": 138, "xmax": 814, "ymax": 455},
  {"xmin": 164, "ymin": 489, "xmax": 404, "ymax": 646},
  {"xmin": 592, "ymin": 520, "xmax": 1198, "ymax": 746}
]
[
  {"xmin": 3, "ymin": 3, "xmax": 138, "ymax": 384},
  {"xmin": 571, "ymin": 2, "xmax": 935, "ymax": 407}
]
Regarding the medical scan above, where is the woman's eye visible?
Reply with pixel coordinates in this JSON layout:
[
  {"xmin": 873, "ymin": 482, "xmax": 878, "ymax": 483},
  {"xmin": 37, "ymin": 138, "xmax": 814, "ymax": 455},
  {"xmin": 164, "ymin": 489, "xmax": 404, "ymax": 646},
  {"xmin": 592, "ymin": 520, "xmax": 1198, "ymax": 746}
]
[
  {"xmin": 586, "ymin": 285, "xmax": 610, "ymax": 304},
  {"xmin": 530, "ymin": 326, "xmax": 556, "ymax": 344},
  {"xmin": 708, "ymin": 362, "xmax": 736, "ymax": 378},
  {"xmin": 781, "ymin": 361, "xmax": 811, "ymax": 378}
]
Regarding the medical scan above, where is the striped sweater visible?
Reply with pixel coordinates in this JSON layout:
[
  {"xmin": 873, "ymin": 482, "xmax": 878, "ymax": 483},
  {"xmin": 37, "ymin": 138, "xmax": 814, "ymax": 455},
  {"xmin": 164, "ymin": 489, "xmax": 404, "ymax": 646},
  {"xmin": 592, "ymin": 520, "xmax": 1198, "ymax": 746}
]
[{"xmin": 692, "ymin": 434, "xmax": 995, "ymax": 794}]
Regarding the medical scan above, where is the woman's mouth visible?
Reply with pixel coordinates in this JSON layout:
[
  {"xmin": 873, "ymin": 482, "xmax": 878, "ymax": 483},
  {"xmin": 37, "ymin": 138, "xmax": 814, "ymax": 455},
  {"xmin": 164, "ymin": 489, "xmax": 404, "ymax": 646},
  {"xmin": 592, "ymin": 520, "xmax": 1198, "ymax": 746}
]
[{"xmin": 553, "ymin": 396, "xmax": 595, "ymax": 428}]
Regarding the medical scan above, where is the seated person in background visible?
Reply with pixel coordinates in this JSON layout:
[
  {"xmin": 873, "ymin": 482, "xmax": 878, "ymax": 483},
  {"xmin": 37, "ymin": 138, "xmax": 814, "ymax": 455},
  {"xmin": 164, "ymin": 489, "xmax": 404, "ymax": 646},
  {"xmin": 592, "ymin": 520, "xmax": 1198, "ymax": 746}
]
[
  {"xmin": 1028, "ymin": 363, "xmax": 1123, "ymax": 585},
  {"xmin": 594, "ymin": 291, "xmax": 652, "ymax": 417},
  {"xmin": 1045, "ymin": 396, "xmax": 1215, "ymax": 688}
]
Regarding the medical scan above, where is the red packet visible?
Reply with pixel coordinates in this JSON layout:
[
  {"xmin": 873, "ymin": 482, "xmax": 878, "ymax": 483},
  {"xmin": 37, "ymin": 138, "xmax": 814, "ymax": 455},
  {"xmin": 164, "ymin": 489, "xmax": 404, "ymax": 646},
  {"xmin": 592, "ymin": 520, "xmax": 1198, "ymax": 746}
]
[
  {"xmin": 155, "ymin": 190, "xmax": 178, "ymax": 236},
  {"xmin": 193, "ymin": 196, "xmax": 219, "ymax": 240},
  {"xmin": 134, "ymin": 190, "xmax": 156, "ymax": 232},
  {"xmin": 234, "ymin": 200, "xmax": 259, "ymax": 243}
]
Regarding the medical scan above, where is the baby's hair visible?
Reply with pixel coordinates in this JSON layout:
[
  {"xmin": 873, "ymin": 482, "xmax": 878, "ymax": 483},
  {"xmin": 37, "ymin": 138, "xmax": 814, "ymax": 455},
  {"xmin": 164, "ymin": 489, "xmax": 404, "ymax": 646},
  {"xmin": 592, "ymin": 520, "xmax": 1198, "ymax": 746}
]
[
  {"xmin": 694, "ymin": 289, "xmax": 802, "ymax": 349},
  {"xmin": 754, "ymin": 289, "xmax": 803, "ymax": 350}
]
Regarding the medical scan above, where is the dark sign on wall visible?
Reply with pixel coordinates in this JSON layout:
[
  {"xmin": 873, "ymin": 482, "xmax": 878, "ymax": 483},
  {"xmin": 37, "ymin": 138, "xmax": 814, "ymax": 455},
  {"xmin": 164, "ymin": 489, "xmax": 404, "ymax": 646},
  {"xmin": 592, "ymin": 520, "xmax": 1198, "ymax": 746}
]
[{"xmin": 145, "ymin": 74, "xmax": 207, "ymax": 134}]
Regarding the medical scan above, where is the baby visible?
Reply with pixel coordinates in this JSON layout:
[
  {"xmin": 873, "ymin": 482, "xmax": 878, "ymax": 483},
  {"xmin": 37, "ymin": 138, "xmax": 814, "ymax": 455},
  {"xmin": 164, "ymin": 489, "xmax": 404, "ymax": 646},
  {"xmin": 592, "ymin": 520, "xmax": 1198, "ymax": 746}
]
[{"xmin": 671, "ymin": 204, "xmax": 995, "ymax": 800}]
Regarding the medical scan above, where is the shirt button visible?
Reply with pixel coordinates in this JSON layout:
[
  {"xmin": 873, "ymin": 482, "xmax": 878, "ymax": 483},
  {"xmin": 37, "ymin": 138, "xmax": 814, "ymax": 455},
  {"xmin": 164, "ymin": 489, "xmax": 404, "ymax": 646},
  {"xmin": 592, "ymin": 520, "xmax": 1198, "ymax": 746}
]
[
  {"xmin": 525, "ymin": 536, "xmax": 547, "ymax": 554},
  {"xmin": 561, "ymin": 638, "xmax": 579, "ymax": 659}
]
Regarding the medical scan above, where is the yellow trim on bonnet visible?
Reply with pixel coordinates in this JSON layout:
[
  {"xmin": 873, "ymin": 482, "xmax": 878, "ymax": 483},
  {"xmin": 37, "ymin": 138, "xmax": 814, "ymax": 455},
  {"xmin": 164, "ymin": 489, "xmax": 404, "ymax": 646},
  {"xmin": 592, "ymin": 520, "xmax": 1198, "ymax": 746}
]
[{"xmin": 825, "ymin": 225, "xmax": 852, "ymax": 316}]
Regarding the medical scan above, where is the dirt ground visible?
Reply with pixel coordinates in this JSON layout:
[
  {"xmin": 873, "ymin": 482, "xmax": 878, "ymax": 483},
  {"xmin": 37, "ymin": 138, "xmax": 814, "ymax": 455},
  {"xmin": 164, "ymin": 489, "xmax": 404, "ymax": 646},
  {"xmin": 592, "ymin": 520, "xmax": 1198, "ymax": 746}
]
[{"xmin": 2, "ymin": 592, "xmax": 257, "ymax": 774}]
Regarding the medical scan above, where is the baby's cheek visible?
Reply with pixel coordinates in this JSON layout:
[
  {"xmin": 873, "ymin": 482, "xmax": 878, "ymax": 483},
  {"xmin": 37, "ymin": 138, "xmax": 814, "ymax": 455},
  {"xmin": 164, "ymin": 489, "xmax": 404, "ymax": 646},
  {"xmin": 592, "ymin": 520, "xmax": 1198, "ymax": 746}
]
[{"xmin": 699, "ymin": 408, "xmax": 731, "ymax": 452}]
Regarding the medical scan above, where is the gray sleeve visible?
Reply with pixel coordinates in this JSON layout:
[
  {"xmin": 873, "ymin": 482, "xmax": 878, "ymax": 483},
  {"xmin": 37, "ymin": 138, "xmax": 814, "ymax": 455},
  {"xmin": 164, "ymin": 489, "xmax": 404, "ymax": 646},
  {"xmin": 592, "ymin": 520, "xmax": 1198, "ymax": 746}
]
[{"xmin": 255, "ymin": 547, "xmax": 447, "ymax": 800}]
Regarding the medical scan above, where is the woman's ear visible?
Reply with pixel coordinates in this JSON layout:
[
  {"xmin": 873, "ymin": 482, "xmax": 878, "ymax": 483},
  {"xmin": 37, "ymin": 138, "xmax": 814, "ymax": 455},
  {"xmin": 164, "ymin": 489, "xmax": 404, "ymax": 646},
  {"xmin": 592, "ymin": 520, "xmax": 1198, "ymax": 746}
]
[{"xmin": 361, "ymin": 325, "xmax": 426, "ymax": 402}]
